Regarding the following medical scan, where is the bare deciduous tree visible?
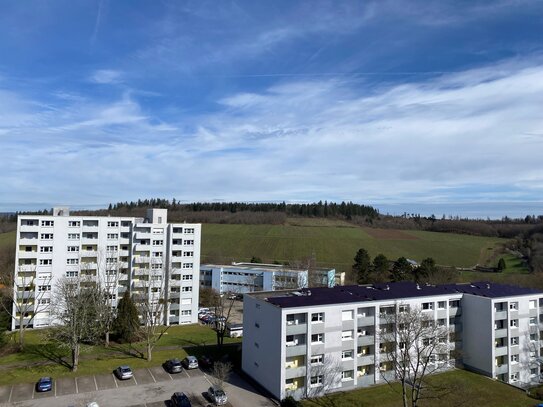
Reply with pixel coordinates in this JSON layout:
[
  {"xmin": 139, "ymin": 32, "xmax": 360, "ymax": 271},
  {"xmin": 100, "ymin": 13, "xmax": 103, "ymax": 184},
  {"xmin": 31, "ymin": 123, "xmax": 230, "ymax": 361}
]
[
  {"xmin": 209, "ymin": 289, "xmax": 236, "ymax": 349},
  {"xmin": 302, "ymin": 355, "xmax": 343, "ymax": 405},
  {"xmin": 379, "ymin": 303, "xmax": 450, "ymax": 407},
  {"xmin": 0, "ymin": 266, "xmax": 51, "ymax": 349},
  {"xmin": 47, "ymin": 277, "xmax": 102, "ymax": 371},
  {"xmin": 210, "ymin": 361, "xmax": 232, "ymax": 389}
]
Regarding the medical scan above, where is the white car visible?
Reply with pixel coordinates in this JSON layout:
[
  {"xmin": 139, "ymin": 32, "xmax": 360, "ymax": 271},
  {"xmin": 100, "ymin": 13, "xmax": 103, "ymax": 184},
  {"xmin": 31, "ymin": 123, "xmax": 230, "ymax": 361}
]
[
  {"xmin": 115, "ymin": 365, "xmax": 133, "ymax": 380},
  {"xmin": 86, "ymin": 403, "xmax": 100, "ymax": 407}
]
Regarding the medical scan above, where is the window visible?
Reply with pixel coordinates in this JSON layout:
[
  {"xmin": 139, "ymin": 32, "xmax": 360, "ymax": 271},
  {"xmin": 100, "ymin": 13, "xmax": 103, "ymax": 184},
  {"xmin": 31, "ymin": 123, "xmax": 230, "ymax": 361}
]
[
  {"xmin": 40, "ymin": 233, "xmax": 53, "ymax": 240},
  {"xmin": 66, "ymin": 271, "xmax": 79, "ymax": 278},
  {"xmin": 152, "ymin": 251, "xmax": 163, "ymax": 257},
  {"xmin": 530, "ymin": 300, "xmax": 537, "ymax": 309},
  {"xmin": 530, "ymin": 317, "xmax": 537, "ymax": 325},
  {"xmin": 151, "ymin": 263, "xmax": 162, "ymax": 269},
  {"xmin": 182, "ymin": 275, "xmax": 193, "ymax": 281},
  {"xmin": 398, "ymin": 305, "xmax": 409, "ymax": 313},
  {"xmin": 311, "ymin": 312, "xmax": 324, "ymax": 323},
  {"xmin": 183, "ymin": 251, "xmax": 194, "ymax": 257},
  {"xmin": 342, "ymin": 310, "xmax": 354, "ymax": 321},
  {"xmin": 38, "ymin": 285, "xmax": 51, "ymax": 292},
  {"xmin": 107, "ymin": 245, "xmax": 118, "ymax": 251},
  {"xmin": 310, "ymin": 375, "xmax": 323, "ymax": 387},
  {"xmin": 181, "ymin": 286, "xmax": 192, "ymax": 292},
  {"xmin": 341, "ymin": 350, "xmax": 354, "ymax": 360},
  {"xmin": 67, "ymin": 246, "xmax": 79, "ymax": 252},
  {"xmin": 181, "ymin": 310, "xmax": 192, "ymax": 316},
  {"xmin": 183, "ymin": 240, "xmax": 194, "ymax": 245},
  {"xmin": 437, "ymin": 301, "xmax": 446, "ymax": 309},
  {"xmin": 68, "ymin": 233, "xmax": 80, "ymax": 240},
  {"xmin": 107, "ymin": 221, "xmax": 119, "ymax": 227},
  {"xmin": 449, "ymin": 300, "xmax": 460, "ymax": 308},
  {"xmin": 437, "ymin": 318, "xmax": 446, "ymax": 326},
  {"xmin": 531, "ymin": 368, "xmax": 538, "ymax": 377},
  {"xmin": 311, "ymin": 333, "xmax": 324, "ymax": 343},
  {"xmin": 341, "ymin": 370, "xmax": 354, "ymax": 381},
  {"xmin": 68, "ymin": 221, "xmax": 80, "ymax": 227},
  {"xmin": 510, "ymin": 354, "xmax": 519, "ymax": 363},
  {"xmin": 510, "ymin": 319, "xmax": 518, "ymax": 328},
  {"xmin": 41, "ymin": 220, "xmax": 54, "ymax": 227},
  {"xmin": 40, "ymin": 246, "xmax": 53, "ymax": 253},
  {"xmin": 66, "ymin": 258, "xmax": 79, "ymax": 265},
  {"xmin": 152, "ymin": 240, "xmax": 163, "ymax": 246},
  {"xmin": 530, "ymin": 333, "xmax": 538, "ymax": 342},
  {"xmin": 39, "ymin": 259, "xmax": 52, "ymax": 265},
  {"xmin": 106, "ymin": 258, "xmax": 118, "ymax": 264},
  {"xmin": 510, "ymin": 372, "xmax": 519, "ymax": 382},
  {"xmin": 310, "ymin": 354, "xmax": 323, "ymax": 365},
  {"xmin": 422, "ymin": 302, "xmax": 433, "ymax": 310},
  {"xmin": 510, "ymin": 337, "xmax": 519, "ymax": 346},
  {"xmin": 107, "ymin": 233, "xmax": 119, "ymax": 240},
  {"xmin": 182, "ymin": 263, "xmax": 193, "ymax": 269},
  {"xmin": 38, "ymin": 298, "xmax": 50, "ymax": 305},
  {"xmin": 342, "ymin": 330, "xmax": 353, "ymax": 340},
  {"xmin": 510, "ymin": 302, "xmax": 518, "ymax": 310}
]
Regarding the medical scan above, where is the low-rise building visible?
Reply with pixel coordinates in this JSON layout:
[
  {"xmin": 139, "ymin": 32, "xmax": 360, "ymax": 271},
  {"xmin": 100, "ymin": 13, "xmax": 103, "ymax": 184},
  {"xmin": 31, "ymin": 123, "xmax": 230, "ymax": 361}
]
[
  {"xmin": 242, "ymin": 281, "xmax": 543, "ymax": 400},
  {"xmin": 200, "ymin": 262, "xmax": 336, "ymax": 294}
]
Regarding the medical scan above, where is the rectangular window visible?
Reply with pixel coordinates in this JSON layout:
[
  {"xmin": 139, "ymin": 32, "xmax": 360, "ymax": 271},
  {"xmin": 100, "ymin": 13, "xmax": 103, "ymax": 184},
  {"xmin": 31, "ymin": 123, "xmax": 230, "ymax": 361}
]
[
  {"xmin": 183, "ymin": 240, "xmax": 194, "ymax": 245},
  {"xmin": 449, "ymin": 300, "xmax": 460, "ymax": 308},
  {"xmin": 152, "ymin": 251, "xmax": 163, "ymax": 257},
  {"xmin": 311, "ymin": 333, "xmax": 324, "ymax": 343},
  {"xmin": 422, "ymin": 302, "xmax": 433, "ymax": 310},
  {"xmin": 40, "ymin": 246, "xmax": 53, "ymax": 253},
  {"xmin": 530, "ymin": 300, "xmax": 537, "ymax": 309},
  {"xmin": 310, "ymin": 375, "xmax": 323, "ymax": 387},
  {"xmin": 182, "ymin": 263, "xmax": 193, "ymax": 269},
  {"xmin": 107, "ymin": 233, "xmax": 119, "ymax": 240},
  {"xmin": 530, "ymin": 317, "xmax": 537, "ymax": 325},
  {"xmin": 68, "ymin": 220, "xmax": 80, "ymax": 227},
  {"xmin": 68, "ymin": 233, "xmax": 80, "ymax": 240},
  {"xmin": 67, "ymin": 246, "xmax": 79, "ymax": 252},
  {"xmin": 181, "ymin": 310, "xmax": 192, "ymax": 316},
  {"xmin": 342, "ymin": 330, "xmax": 353, "ymax": 340},
  {"xmin": 530, "ymin": 333, "xmax": 538, "ymax": 342},
  {"xmin": 510, "ymin": 372, "xmax": 519, "ymax": 381},
  {"xmin": 40, "ymin": 233, "xmax": 53, "ymax": 240},
  {"xmin": 182, "ymin": 275, "xmax": 193, "ymax": 280},
  {"xmin": 183, "ymin": 251, "xmax": 194, "ymax": 257},
  {"xmin": 107, "ymin": 221, "xmax": 119, "ymax": 227},
  {"xmin": 152, "ymin": 240, "xmax": 163, "ymax": 246},
  {"xmin": 39, "ymin": 259, "xmax": 52, "ymax": 265},
  {"xmin": 342, "ymin": 310, "xmax": 354, "ymax": 321},
  {"xmin": 151, "ymin": 263, "xmax": 162, "ymax": 269},
  {"xmin": 341, "ymin": 370, "xmax": 354, "ymax": 381},
  {"xmin": 510, "ymin": 337, "xmax": 519, "ymax": 346},
  {"xmin": 311, "ymin": 312, "xmax": 324, "ymax": 323},
  {"xmin": 341, "ymin": 350, "xmax": 354, "ymax": 360},
  {"xmin": 41, "ymin": 220, "xmax": 54, "ymax": 227},
  {"xmin": 310, "ymin": 355, "xmax": 323, "ymax": 365},
  {"xmin": 510, "ymin": 319, "xmax": 518, "ymax": 328},
  {"xmin": 38, "ymin": 285, "xmax": 51, "ymax": 292},
  {"xmin": 66, "ymin": 271, "xmax": 79, "ymax": 278},
  {"xmin": 181, "ymin": 286, "xmax": 192, "ymax": 292},
  {"xmin": 437, "ymin": 301, "xmax": 446, "ymax": 309},
  {"xmin": 38, "ymin": 298, "xmax": 50, "ymax": 305},
  {"xmin": 107, "ymin": 245, "xmax": 118, "ymax": 251},
  {"xmin": 66, "ymin": 258, "xmax": 79, "ymax": 265},
  {"xmin": 510, "ymin": 302, "xmax": 518, "ymax": 310}
]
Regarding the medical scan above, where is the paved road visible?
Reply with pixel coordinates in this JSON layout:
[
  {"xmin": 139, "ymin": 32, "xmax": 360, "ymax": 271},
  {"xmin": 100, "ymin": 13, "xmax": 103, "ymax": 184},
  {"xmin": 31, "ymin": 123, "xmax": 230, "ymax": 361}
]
[{"xmin": 0, "ymin": 368, "xmax": 275, "ymax": 407}]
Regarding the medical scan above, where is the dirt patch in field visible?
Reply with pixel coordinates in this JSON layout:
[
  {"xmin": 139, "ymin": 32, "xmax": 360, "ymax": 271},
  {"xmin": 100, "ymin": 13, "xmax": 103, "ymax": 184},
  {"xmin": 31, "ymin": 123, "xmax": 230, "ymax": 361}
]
[{"xmin": 363, "ymin": 228, "xmax": 419, "ymax": 240}]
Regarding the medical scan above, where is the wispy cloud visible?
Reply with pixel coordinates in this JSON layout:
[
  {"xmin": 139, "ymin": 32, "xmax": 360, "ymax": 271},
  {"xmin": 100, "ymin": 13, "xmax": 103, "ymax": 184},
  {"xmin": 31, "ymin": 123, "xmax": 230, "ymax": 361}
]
[{"xmin": 90, "ymin": 69, "xmax": 122, "ymax": 84}]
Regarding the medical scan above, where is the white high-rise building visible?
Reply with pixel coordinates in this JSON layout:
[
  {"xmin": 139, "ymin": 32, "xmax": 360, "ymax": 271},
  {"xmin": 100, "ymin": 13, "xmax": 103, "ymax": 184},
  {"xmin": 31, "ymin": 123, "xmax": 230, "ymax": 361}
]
[{"xmin": 13, "ymin": 207, "xmax": 201, "ymax": 329}]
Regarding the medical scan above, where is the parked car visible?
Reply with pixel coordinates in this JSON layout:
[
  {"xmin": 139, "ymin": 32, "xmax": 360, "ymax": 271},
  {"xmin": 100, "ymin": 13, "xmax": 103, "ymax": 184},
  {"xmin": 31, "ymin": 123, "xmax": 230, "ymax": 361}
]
[
  {"xmin": 182, "ymin": 355, "xmax": 199, "ymax": 369},
  {"xmin": 198, "ymin": 307, "xmax": 210, "ymax": 314},
  {"xmin": 171, "ymin": 392, "xmax": 192, "ymax": 407},
  {"xmin": 115, "ymin": 365, "xmax": 133, "ymax": 380},
  {"xmin": 198, "ymin": 355, "xmax": 214, "ymax": 369},
  {"xmin": 164, "ymin": 358, "xmax": 183, "ymax": 374},
  {"xmin": 36, "ymin": 377, "xmax": 53, "ymax": 392},
  {"xmin": 86, "ymin": 403, "xmax": 100, "ymax": 407},
  {"xmin": 208, "ymin": 385, "xmax": 228, "ymax": 405}
]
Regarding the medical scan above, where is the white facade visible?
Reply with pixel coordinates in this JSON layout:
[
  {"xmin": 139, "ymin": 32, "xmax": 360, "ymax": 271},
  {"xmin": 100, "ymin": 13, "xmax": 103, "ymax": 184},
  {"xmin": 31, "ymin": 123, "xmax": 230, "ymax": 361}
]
[
  {"xmin": 242, "ymin": 282, "xmax": 543, "ymax": 400},
  {"xmin": 200, "ymin": 262, "xmax": 336, "ymax": 294},
  {"xmin": 13, "ymin": 208, "xmax": 201, "ymax": 329}
]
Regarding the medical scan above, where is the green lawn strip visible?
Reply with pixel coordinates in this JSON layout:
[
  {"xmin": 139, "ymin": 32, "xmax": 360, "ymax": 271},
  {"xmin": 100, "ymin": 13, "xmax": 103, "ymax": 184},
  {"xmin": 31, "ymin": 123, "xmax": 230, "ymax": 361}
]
[
  {"xmin": 302, "ymin": 370, "xmax": 535, "ymax": 407},
  {"xmin": 0, "ymin": 324, "xmax": 241, "ymax": 386},
  {"xmin": 0, "ymin": 230, "xmax": 15, "ymax": 249}
]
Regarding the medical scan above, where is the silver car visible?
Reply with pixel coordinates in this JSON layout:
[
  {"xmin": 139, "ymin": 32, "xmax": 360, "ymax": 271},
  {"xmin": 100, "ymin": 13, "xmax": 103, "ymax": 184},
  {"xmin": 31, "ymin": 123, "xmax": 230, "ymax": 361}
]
[
  {"xmin": 115, "ymin": 365, "xmax": 133, "ymax": 380},
  {"xmin": 183, "ymin": 355, "xmax": 199, "ymax": 369},
  {"xmin": 208, "ymin": 386, "xmax": 227, "ymax": 405}
]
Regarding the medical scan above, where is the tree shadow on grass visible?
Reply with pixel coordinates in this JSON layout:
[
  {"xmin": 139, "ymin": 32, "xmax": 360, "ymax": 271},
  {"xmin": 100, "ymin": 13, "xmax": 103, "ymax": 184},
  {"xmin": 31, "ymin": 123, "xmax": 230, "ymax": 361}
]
[
  {"xmin": 25, "ymin": 343, "xmax": 72, "ymax": 370},
  {"xmin": 106, "ymin": 343, "xmax": 145, "ymax": 359}
]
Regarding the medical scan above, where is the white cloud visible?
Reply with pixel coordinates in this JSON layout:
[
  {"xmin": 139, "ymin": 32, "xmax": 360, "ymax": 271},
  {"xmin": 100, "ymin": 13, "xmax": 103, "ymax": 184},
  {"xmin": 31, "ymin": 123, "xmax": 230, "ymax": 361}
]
[{"xmin": 90, "ymin": 69, "xmax": 123, "ymax": 84}]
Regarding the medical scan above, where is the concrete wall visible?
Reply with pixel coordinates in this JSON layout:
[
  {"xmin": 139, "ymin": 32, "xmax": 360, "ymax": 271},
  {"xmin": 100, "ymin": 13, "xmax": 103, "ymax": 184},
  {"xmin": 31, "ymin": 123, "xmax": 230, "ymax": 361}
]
[{"xmin": 462, "ymin": 294, "xmax": 493, "ymax": 376}]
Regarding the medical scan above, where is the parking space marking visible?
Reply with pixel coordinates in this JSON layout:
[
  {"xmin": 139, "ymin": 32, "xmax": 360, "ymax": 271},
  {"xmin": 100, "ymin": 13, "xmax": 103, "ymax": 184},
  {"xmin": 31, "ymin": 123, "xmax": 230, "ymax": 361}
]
[
  {"xmin": 75, "ymin": 377, "xmax": 79, "ymax": 394},
  {"xmin": 93, "ymin": 375, "xmax": 98, "ymax": 391},
  {"xmin": 113, "ymin": 374, "xmax": 118, "ymax": 388},
  {"xmin": 32, "ymin": 385, "xmax": 35, "ymax": 399},
  {"xmin": 168, "ymin": 372, "xmax": 173, "ymax": 380},
  {"xmin": 182, "ymin": 368, "xmax": 190, "ymax": 378},
  {"xmin": 133, "ymin": 375, "xmax": 138, "ymax": 386},
  {"xmin": 147, "ymin": 368, "xmax": 157, "ymax": 383},
  {"xmin": 54, "ymin": 382, "xmax": 57, "ymax": 397},
  {"xmin": 8, "ymin": 385, "xmax": 13, "ymax": 403}
]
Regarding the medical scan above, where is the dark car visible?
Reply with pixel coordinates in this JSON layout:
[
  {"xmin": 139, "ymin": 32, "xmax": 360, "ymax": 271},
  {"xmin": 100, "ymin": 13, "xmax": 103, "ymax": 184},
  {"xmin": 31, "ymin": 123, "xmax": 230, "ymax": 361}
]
[
  {"xmin": 198, "ymin": 355, "xmax": 214, "ymax": 369},
  {"xmin": 36, "ymin": 377, "xmax": 53, "ymax": 392},
  {"xmin": 171, "ymin": 392, "xmax": 192, "ymax": 407},
  {"xmin": 164, "ymin": 358, "xmax": 183, "ymax": 374}
]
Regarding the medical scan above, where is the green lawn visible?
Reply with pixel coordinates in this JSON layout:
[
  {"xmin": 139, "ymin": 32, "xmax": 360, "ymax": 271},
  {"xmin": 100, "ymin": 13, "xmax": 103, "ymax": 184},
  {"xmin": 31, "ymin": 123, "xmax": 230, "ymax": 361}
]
[
  {"xmin": 0, "ymin": 230, "xmax": 15, "ymax": 248},
  {"xmin": 202, "ymin": 223, "xmax": 505, "ymax": 274},
  {"xmin": 0, "ymin": 324, "xmax": 241, "ymax": 385},
  {"xmin": 302, "ymin": 369, "xmax": 536, "ymax": 407}
]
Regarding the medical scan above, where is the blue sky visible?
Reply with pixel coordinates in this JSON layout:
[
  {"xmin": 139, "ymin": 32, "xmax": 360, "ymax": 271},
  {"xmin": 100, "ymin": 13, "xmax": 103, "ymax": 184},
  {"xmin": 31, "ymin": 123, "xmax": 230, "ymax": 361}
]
[{"xmin": 1, "ymin": 0, "xmax": 542, "ymax": 214}]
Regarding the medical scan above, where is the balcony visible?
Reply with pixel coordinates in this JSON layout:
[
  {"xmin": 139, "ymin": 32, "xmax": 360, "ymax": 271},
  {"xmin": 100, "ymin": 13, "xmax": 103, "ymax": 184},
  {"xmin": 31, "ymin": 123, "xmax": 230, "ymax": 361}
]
[
  {"xmin": 495, "ymin": 346, "xmax": 508, "ymax": 357},
  {"xmin": 357, "ymin": 335, "xmax": 375, "ymax": 346},
  {"xmin": 495, "ymin": 363, "xmax": 508, "ymax": 375},
  {"xmin": 134, "ymin": 231, "xmax": 152, "ymax": 240},
  {"xmin": 81, "ymin": 237, "xmax": 99, "ymax": 245},
  {"xmin": 16, "ymin": 291, "xmax": 35, "ymax": 300},
  {"xmin": 19, "ymin": 237, "xmax": 39, "ymax": 245},
  {"xmin": 18, "ymin": 251, "xmax": 37, "ymax": 259},
  {"xmin": 357, "ymin": 374, "xmax": 375, "ymax": 387},
  {"xmin": 495, "ymin": 328, "xmax": 508, "ymax": 339},
  {"xmin": 358, "ymin": 316, "xmax": 375, "ymax": 326},
  {"xmin": 495, "ymin": 311, "xmax": 507, "ymax": 320},
  {"xmin": 135, "ymin": 244, "xmax": 151, "ymax": 252},
  {"xmin": 286, "ymin": 323, "xmax": 307, "ymax": 335},
  {"xmin": 285, "ymin": 366, "xmax": 306, "ymax": 379},
  {"xmin": 285, "ymin": 344, "xmax": 306, "ymax": 357},
  {"xmin": 80, "ymin": 250, "xmax": 98, "ymax": 257},
  {"xmin": 357, "ymin": 354, "xmax": 374, "ymax": 365},
  {"xmin": 18, "ymin": 265, "xmax": 37, "ymax": 272},
  {"xmin": 119, "ymin": 250, "xmax": 130, "ymax": 257},
  {"xmin": 171, "ymin": 256, "xmax": 183, "ymax": 263},
  {"xmin": 19, "ymin": 224, "xmax": 39, "ymax": 232}
]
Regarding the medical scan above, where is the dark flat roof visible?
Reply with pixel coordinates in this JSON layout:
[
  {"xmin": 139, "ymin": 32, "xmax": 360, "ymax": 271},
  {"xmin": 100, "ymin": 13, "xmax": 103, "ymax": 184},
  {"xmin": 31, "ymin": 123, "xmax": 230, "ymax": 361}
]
[{"xmin": 264, "ymin": 281, "xmax": 542, "ymax": 308}]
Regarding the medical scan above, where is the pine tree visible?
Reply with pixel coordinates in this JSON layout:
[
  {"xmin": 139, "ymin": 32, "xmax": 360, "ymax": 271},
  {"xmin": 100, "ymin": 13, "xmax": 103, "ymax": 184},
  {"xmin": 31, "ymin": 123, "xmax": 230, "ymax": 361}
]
[
  {"xmin": 113, "ymin": 291, "xmax": 140, "ymax": 343},
  {"xmin": 497, "ymin": 258, "xmax": 506, "ymax": 272},
  {"xmin": 352, "ymin": 248, "xmax": 371, "ymax": 284},
  {"xmin": 391, "ymin": 257, "xmax": 412, "ymax": 282},
  {"xmin": 372, "ymin": 254, "xmax": 389, "ymax": 281}
]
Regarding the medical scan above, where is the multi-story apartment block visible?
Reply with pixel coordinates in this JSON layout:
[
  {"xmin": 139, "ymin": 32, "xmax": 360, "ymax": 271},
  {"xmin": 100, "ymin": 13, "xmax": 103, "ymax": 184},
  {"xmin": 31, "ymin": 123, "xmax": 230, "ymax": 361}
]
[
  {"xmin": 200, "ymin": 262, "xmax": 337, "ymax": 294},
  {"xmin": 13, "ymin": 207, "xmax": 201, "ymax": 329},
  {"xmin": 242, "ymin": 281, "xmax": 543, "ymax": 400}
]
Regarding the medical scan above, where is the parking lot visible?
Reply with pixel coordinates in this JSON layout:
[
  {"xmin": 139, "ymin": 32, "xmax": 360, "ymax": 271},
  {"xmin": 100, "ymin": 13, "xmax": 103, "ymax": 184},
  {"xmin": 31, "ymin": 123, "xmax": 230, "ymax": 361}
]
[{"xmin": 0, "ymin": 366, "xmax": 274, "ymax": 407}]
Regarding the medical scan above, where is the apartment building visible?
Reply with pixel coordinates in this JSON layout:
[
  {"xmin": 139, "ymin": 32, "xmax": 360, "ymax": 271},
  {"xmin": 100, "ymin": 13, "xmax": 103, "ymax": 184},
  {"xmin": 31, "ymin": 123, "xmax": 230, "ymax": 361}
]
[
  {"xmin": 200, "ymin": 262, "xmax": 337, "ymax": 294},
  {"xmin": 242, "ymin": 281, "xmax": 543, "ymax": 400},
  {"xmin": 13, "ymin": 208, "xmax": 201, "ymax": 329}
]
